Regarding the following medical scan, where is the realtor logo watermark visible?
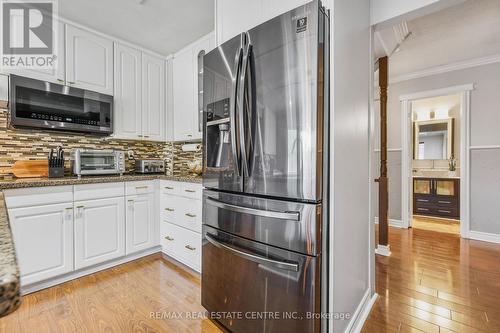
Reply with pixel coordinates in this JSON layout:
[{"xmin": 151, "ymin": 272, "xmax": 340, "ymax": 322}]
[{"xmin": 1, "ymin": 0, "xmax": 58, "ymax": 69}]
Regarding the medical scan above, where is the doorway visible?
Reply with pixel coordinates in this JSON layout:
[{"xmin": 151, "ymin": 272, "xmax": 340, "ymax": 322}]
[{"xmin": 400, "ymin": 85, "xmax": 473, "ymax": 237}]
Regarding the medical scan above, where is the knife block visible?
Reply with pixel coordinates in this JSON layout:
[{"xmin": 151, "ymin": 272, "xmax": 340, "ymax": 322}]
[{"xmin": 48, "ymin": 166, "xmax": 64, "ymax": 178}]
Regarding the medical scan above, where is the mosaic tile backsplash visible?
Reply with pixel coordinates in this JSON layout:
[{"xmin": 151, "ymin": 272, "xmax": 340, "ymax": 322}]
[{"xmin": 0, "ymin": 106, "xmax": 202, "ymax": 178}]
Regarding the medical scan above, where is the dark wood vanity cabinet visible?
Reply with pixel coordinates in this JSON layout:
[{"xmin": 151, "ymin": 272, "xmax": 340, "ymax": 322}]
[{"xmin": 413, "ymin": 178, "xmax": 460, "ymax": 219}]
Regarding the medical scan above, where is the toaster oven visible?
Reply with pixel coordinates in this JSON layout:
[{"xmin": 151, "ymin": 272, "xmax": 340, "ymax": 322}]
[{"xmin": 72, "ymin": 149, "xmax": 125, "ymax": 176}]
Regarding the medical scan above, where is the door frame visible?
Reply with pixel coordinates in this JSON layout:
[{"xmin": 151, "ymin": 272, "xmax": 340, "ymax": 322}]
[{"xmin": 399, "ymin": 83, "xmax": 474, "ymax": 238}]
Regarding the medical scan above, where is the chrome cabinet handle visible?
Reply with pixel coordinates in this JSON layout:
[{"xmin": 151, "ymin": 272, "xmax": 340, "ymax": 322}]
[
  {"xmin": 438, "ymin": 201, "xmax": 451, "ymax": 204},
  {"xmin": 184, "ymin": 189, "xmax": 196, "ymax": 193},
  {"xmin": 165, "ymin": 208, "xmax": 175, "ymax": 212},
  {"xmin": 68, "ymin": 81, "xmax": 76, "ymax": 84},
  {"xmin": 185, "ymin": 213, "xmax": 196, "ymax": 218},
  {"xmin": 164, "ymin": 186, "xmax": 174, "ymax": 190},
  {"xmin": 206, "ymin": 197, "xmax": 300, "ymax": 221},
  {"xmin": 187, "ymin": 134, "xmax": 193, "ymax": 137},
  {"xmin": 438, "ymin": 209, "xmax": 451, "ymax": 213},
  {"xmin": 417, "ymin": 208, "xmax": 429, "ymax": 211},
  {"xmin": 57, "ymin": 79, "xmax": 64, "ymax": 83},
  {"xmin": 205, "ymin": 233, "xmax": 298, "ymax": 271},
  {"xmin": 135, "ymin": 185, "xmax": 148, "ymax": 189},
  {"xmin": 185, "ymin": 245, "xmax": 196, "ymax": 251},
  {"xmin": 417, "ymin": 199, "xmax": 429, "ymax": 202},
  {"xmin": 165, "ymin": 236, "xmax": 174, "ymax": 241}
]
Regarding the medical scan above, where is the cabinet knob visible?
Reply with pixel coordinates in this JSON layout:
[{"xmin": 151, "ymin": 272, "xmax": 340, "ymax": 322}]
[
  {"xmin": 185, "ymin": 245, "xmax": 196, "ymax": 251},
  {"xmin": 165, "ymin": 236, "xmax": 174, "ymax": 241}
]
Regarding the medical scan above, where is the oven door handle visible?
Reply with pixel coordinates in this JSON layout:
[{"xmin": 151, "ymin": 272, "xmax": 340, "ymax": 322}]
[
  {"xmin": 205, "ymin": 233, "xmax": 299, "ymax": 272},
  {"xmin": 206, "ymin": 196, "xmax": 300, "ymax": 221}
]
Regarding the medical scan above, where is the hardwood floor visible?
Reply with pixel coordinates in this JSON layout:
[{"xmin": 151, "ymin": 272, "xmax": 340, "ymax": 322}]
[
  {"xmin": 0, "ymin": 254, "xmax": 223, "ymax": 333},
  {"xmin": 363, "ymin": 227, "xmax": 500, "ymax": 333},
  {"xmin": 412, "ymin": 215, "xmax": 460, "ymax": 235}
]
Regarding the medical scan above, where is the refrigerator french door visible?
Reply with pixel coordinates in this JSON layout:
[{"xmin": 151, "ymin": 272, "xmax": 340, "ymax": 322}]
[
  {"xmin": 203, "ymin": 1, "xmax": 328, "ymax": 203},
  {"xmin": 202, "ymin": 1, "xmax": 329, "ymax": 332}
]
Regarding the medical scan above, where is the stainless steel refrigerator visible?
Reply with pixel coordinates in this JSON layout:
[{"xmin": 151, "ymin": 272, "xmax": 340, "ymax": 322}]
[{"xmin": 202, "ymin": 1, "xmax": 329, "ymax": 332}]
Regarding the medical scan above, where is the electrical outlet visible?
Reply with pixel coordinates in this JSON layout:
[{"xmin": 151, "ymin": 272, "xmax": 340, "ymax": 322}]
[{"xmin": 128, "ymin": 150, "xmax": 134, "ymax": 160}]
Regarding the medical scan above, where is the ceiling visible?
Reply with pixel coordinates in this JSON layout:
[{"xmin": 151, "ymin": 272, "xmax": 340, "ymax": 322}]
[
  {"xmin": 59, "ymin": 0, "xmax": 214, "ymax": 56},
  {"xmin": 374, "ymin": 0, "xmax": 500, "ymax": 78}
]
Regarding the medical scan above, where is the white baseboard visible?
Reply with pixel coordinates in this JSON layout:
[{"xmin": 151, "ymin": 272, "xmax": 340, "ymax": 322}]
[
  {"xmin": 375, "ymin": 244, "xmax": 391, "ymax": 257},
  {"xmin": 468, "ymin": 230, "xmax": 500, "ymax": 244},
  {"xmin": 21, "ymin": 246, "xmax": 162, "ymax": 295},
  {"xmin": 374, "ymin": 217, "xmax": 404, "ymax": 228},
  {"xmin": 345, "ymin": 289, "xmax": 378, "ymax": 333}
]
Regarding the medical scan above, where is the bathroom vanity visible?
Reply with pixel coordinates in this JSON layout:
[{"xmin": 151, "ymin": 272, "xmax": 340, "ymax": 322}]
[{"xmin": 413, "ymin": 177, "xmax": 460, "ymax": 220}]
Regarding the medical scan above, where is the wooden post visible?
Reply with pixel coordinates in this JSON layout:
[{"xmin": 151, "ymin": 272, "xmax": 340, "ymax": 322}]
[{"xmin": 376, "ymin": 56, "xmax": 390, "ymax": 256}]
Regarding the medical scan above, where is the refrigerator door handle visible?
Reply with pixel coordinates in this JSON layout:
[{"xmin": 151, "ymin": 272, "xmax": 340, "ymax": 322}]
[
  {"xmin": 230, "ymin": 39, "xmax": 244, "ymax": 176},
  {"xmin": 205, "ymin": 233, "xmax": 299, "ymax": 271},
  {"xmin": 237, "ymin": 36, "xmax": 254, "ymax": 177},
  {"xmin": 206, "ymin": 196, "xmax": 301, "ymax": 221}
]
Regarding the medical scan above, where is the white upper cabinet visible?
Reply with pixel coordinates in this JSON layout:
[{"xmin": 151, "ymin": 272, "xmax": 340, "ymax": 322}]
[
  {"xmin": 172, "ymin": 32, "xmax": 215, "ymax": 141},
  {"xmin": 216, "ymin": 0, "xmax": 308, "ymax": 45},
  {"xmin": 66, "ymin": 25, "xmax": 113, "ymax": 94},
  {"xmin": 141, "ymin": 53, "xmax": 165, "ymax": 141},
  {"xmin": 114, "ymin": 43, "xmax": 142, "ymax": 140},
  {"xmin": 173, "ymin": 47, "xmax": 195, "ymax": 141},
  {"xmin": 2, "ymin": 21, "xmax": 65, "ymax": 84}
]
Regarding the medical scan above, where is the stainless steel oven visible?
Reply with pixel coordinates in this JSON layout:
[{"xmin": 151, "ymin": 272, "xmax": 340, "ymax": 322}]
[
  {"xmin": 72, "ymin": 149, "xmax": 125, "ymax": 176},
  {"xmin": 9, "ymin": 75, "xmax": 113, "ymax": 135}
]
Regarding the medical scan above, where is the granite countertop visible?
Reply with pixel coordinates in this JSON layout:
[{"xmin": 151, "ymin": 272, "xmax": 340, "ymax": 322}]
[
  {"xmin": 0, "ymin": 174, "xmax": 202, "ymax": 190},
  {"xmin": 0, "ymin": 192, "xmax": 21, "ymax": 317}
]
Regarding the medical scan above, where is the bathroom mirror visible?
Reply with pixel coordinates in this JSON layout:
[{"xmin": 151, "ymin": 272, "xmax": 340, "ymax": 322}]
[{"xmin": 414, "ymin": 118, "xmax": 454, "ymax": 160}]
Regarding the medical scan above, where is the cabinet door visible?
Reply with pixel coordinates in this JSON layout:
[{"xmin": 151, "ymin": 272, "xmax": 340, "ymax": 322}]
[
  {"xmin": 262, "ymin": 0, "xmax": 307, "ymax": 22},
  {"xmin": 173, "ymin": 47, "xmax": 195, "ymax": 141},
  {"xmin": 66, "ymin": 25, "xmax": 113, "ymax": 94},
  {"xmin": 142, "ymin": 53, "xmax": 165, "ymax": 141},
  {"xmin": 216, "ymin": 0, "xmax": 263, "ymax": 45},
  {"xmin": 192, "ymin": 36, "xmax": 212, "ymax": 140},
  {"xmin": 126, "ymin": 193, "xmax": 156, "ymax": 254},
  {"xmin": 74, "ymin": 197, "xmax": 125, "ymax": 269},
  {"xmin": 435, "ymin": 179, "xmax": 457, "ymax": 197},
  {"xmin": 9, "ymin": 203, "xmax": 74, "ymax": 285},
  {"xmin": 113, "ymin": 43, "xmax": 142, "ymax": 140},
  {"xmin": 414, "ymin": 179, "xmax": 432, "ymax": 195},
  {"xmin": 2, "ymin": 21, "xmax": 65, "ymax": 84}
]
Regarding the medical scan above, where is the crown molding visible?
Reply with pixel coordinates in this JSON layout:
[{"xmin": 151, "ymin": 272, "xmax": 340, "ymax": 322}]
[{"xmin": 389, "ymin": 53, "xmax": 500, "ymax": 84}]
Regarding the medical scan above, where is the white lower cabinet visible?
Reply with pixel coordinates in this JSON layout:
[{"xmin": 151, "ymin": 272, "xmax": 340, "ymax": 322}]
[
  {"xmin": 126, "ymin": 193, "xmax": 156, "ymax": 254},
  {"xmin": 9, "ymin": 203, "xmax": 74, "ymax": 285},
  {"xmin": 161, "ymin": 222, "xmax": 201, "ymax": 272},
  {"xmin": 74, "ymin": 197, "xmax": 125, "ymax": 269},
  {"xmin": 159, "ymin": 180, "xmax": 202, "ymax": 272}
]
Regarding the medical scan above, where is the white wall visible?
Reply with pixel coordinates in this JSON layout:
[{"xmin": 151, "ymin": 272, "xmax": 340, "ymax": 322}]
[
  {"xmin": 372, "ymin": 61, "xmax": 500, "ymax": 237},
  {"xmin": 331, "ymin": 0, "xmax": 372, "ymax": 331}
]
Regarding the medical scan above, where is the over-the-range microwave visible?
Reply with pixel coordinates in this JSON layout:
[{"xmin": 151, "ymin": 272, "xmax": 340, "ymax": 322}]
[{"xmin": 9, "ymin": 75, "xmax": 113, "ymax": 135}]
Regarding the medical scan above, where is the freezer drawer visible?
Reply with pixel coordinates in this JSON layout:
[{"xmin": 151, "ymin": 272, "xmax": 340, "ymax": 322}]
[
  {"xmin": 202, "ymin": 225, "xmax": 320, "ymax": 333},
  {"xmin": 203, "ymin": 189, "xmax": 321, "ymax": 256}
]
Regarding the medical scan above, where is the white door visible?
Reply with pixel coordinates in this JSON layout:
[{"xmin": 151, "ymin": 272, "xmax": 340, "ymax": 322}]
[
  {"xmin": 173, "ymin": 47, "xmax": 194, "ymax": 141},
  {"xmin": 66, "ymin": 24, "xmax": 113, "ymax": 94},
  {"xmin": 9, "ymin": 203, "xmax": 74, "ymax": 285},
  {"xmin": 141, "ymin": 53, "xmax": 165, "ymax": 141},
  {"xmin": 2, "ymin": 21, "xmax": 65, "ymax": 84},
  {"xmin": 126, "ymin": 193, "xmax": 156, "ymax": 254},
  {"xmin": 74, "ymin": 197, "xmax": 125, "ymax": 269},
  {"xmin": 114, "ymin": 43, "xmax": 142, "ymax": 140}
]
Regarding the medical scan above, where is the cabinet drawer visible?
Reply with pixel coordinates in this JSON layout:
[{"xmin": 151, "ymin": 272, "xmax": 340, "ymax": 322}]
[
  {"xmin": 74, "ymin": 182, "xmax": 124, "ymax": 201},
  {"xmin": 435, "ymin": 197, "xmax": 458, "ymax": 208},
  {"xmin": 160, "ymin": 180, "xmax": 182, "ymax": 195},
  {"xmin": 126, "ymin": 181, "xmax": 155, "ymax": 195},
  {"xmin": 161, "ymin": 222, "xmax": 201, "ymax": 272},
  {"xmin": 5, "ymin": 186, "xmax": 73, "ymax": 208},
  {"xmin": 180, "ymin": 183, "xmax": 202, "ymax": 200},
  {"xmin": 433, "ymin": 207, "xmax": 459, "ymax": 219},
  {"xmin": 161, "ymin": 196, "xmax": 202, "ymax": 233}
]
